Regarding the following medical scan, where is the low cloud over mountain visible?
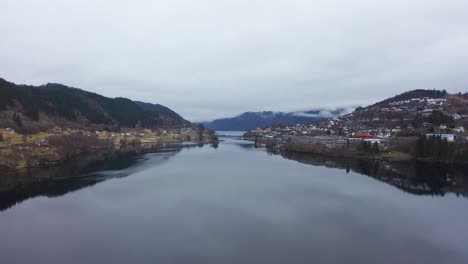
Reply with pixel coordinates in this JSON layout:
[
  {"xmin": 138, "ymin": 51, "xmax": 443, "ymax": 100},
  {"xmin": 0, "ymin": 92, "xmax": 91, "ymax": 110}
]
[{"xmin": 203, "ymin": 108, "xmax": 353, "ymax": 131}]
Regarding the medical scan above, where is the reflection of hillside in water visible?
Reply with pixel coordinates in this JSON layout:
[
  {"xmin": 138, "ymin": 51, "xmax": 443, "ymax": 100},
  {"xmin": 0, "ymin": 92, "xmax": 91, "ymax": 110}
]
[
  {"xmin": 233, "ymin": 141, "xmax": 255, "ymax": 150},
  {"xmin": 0, "ymin": 147, "xmax": 184, "ymax": 212},
  {"xmin": 279, "ymin": 151, "xmax": 468, "ymax": 198},
  {"xmin": 218, "ymin": 135, "xmax": 255, "ymax": 150}
]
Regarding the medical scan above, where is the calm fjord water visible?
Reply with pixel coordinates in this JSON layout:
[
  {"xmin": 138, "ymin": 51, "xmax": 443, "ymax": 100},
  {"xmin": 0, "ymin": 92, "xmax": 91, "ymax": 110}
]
[{"xmin": 1, "ymin": 132, "xmax": 468, "ymax": 264}]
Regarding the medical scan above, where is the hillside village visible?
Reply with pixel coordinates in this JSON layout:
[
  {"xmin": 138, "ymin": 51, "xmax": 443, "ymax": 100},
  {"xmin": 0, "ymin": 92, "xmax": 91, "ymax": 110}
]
[{"xmin": 243, "ymin": 90, "xmax": 468, "ymax": 163}]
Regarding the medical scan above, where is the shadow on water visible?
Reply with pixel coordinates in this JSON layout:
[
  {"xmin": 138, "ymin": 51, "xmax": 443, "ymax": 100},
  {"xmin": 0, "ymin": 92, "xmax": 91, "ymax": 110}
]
[
  {"xmin": 273, "ymin": 150, "xmax": 468, "ymax": 198},
  {"xmin": 0, "ymin": 146, "xmax": 187, "ymax": 212}
]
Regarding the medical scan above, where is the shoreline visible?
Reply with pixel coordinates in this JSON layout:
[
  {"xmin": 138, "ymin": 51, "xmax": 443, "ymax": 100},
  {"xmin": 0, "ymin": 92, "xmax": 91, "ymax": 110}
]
[
  {"xmin": 0, "ymin": 126, "xmax": 219, "ymax": 173},
  {"xmin": 243, "ymin": 135, "xmax": 468, "ymax": 166},
  {"xmin": 0, "ymin": 140, "xmax": 219, "ymax": 206},
  {"xmin": 0, "ymin": 139, "xmax": 218, "ymax": 175},
  {"xmin": 262, "ymin": 148, "xmax": 468, "ymax": 197}
]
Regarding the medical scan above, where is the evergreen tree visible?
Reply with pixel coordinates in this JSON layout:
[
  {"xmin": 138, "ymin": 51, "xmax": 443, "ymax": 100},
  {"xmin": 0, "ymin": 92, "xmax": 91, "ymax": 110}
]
[
  {"xmin": 12, "ymin": 113, "xmax": 22, "ymax": 127},
  {"xmin": 359, "ymin": 141, "xmax": 372, "ymax": 154},
  {"xmin": 198, "ymin": 124, "xmax": 205, "ymax": 141},
  {"xmin": 416, "ymin": 135, "xmax": 427, "ymax": 157},
  {"xmin": 372, "ymin": 142, "xmax": 380, "ymax": 154}
]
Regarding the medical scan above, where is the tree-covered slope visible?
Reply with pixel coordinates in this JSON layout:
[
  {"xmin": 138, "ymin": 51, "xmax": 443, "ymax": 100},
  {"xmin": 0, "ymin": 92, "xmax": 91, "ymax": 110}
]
[{"xmin": 0, "ymin": 78, "xmax": 188, "ymax": 131}]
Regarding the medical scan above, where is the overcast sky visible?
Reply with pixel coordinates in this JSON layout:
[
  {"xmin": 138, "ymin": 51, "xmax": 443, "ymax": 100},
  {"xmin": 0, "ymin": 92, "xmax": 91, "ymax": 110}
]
[{"xmin": 1, "ymin": 0, "xmax": 468, "ymax": 121}]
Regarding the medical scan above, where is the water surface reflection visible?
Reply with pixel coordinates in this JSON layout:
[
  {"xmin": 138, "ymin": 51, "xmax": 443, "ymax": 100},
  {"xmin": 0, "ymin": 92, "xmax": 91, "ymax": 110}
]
[
  {"xmin": 277, "ymin": 151, "xmax": 468, "ymax": 198},
  {"xmin": 0, "ymin": 147, "xmax": 184, "ymax": 211},
  {"xmin": 0, "ymin": 135, "xmax": 467, "ymax": 264}
]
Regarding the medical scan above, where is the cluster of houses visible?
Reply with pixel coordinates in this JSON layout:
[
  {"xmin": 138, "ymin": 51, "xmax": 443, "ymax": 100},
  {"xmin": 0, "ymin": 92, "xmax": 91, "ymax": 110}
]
[
  {"xmin": 249, "ymin": 127, "xmax": 468, "ymax": 151},
  {"xmin": 385, "ymin": 97, "xmax": 448, "ymax": 115},
  {"xmin": 246, "ymin": 96, "xmax": 468, "ymax": 148},
  {"xmin": 1, "ymin": 126, "xmax": 199, "ymax": 150},
  {"xmin": 388, "ymin": 97, "xmax": 446, "ymax": 106}
]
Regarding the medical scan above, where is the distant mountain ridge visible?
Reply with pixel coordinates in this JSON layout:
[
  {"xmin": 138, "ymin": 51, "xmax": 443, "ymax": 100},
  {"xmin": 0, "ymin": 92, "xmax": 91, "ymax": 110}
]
[
  {"xmin": 0, "ymin": 78, "xmax": 189, "ymax": 133},
  {"xmin": 204, "ymin": 108, "xmax": 352, "ymax": 131}
]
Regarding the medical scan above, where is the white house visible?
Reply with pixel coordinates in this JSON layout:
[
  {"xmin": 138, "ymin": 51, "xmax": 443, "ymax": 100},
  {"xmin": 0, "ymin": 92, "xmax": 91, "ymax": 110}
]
[
  {"xmin": 453, "ymin": 126, "xmax": 465, "ymax": 133},
  {"xmin": 426, "ymin": 133, "xmax": 455, "ymax": 142},
  {"xmin": 452, "ymin": 114, "xmax": 461, "ymax": 120},
  {"xmin": 364, "ymin": 138, "xmax": 382, "ymax": 144}
]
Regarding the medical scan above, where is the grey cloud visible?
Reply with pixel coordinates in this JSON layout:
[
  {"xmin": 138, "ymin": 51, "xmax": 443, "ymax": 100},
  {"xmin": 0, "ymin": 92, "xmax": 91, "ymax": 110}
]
[{"xmin": 1, "ymin": 0, "xmax": 468, "ymax": 121}]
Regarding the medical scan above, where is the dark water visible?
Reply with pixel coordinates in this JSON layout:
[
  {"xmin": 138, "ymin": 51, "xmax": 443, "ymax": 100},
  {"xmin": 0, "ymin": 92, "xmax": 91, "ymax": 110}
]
[{"xmin": 1, "ymin": 132, "xmax": 468, "ymax": 264}]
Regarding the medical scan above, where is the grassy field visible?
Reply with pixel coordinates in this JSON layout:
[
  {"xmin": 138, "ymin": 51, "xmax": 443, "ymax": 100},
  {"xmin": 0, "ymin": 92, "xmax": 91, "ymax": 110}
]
[
  {"xmin": 28, "ymin": 147, "xmax": 61, "ymax": 160},
  {"xmin": 0, "ymin": 129, "xmax": 48, "ymax": 145},
  {"xmin": 0, "ymin": 148, "xmax": 23, "ymax": 168},
  {"xmin": 0, "ymin": 145, "xmax": 61, "ymax": 169},
  {"xmin": 379, "ymin": 151, "xmax": 413, "ymax": 161}
]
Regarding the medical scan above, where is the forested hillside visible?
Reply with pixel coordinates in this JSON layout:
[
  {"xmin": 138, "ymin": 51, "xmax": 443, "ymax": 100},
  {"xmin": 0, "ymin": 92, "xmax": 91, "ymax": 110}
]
[{"xmin": 0, "ymin": 78, "xmax": 188, "ymax": 132}]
